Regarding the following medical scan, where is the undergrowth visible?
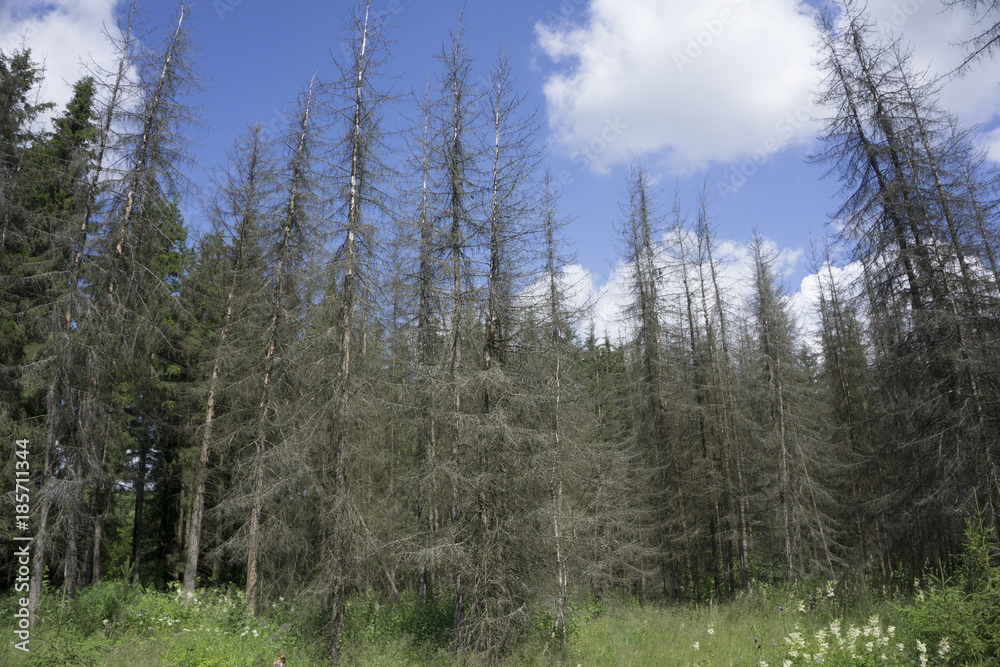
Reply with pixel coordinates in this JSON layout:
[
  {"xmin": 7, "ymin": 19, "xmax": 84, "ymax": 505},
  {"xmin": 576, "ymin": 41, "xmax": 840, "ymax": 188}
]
[{"xmin": 2, "ymin": 509, "xmax": 998, "ymax": 665}]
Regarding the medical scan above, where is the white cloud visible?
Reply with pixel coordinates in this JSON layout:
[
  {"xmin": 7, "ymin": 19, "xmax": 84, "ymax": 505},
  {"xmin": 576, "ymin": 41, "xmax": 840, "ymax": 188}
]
[
  {"xmin": 863, "ymin": 0, "xmax": 1000, "ymax": 126},
  {"xmin": 518, "ymin": 262, "xmax": 631, "ymax": 343},
  {"xmin": 715, "ymin": 238, "xmax": 803, "ymax": 280},
  {"xmin": 981, "ymin": 126, "xmax": 1000, "ymax": 164},
  {"xmin": 0, "ymin": 0, "xmax": 122, "ymax": 119},
  {"xmin": 589, "ymin": 259, "xmax": 633, "ymax": 343},
  {"xmin": 788, "ymin": 259, "xmax": 864, "ymax": 351},
  {"xmin": 535, "ymin": 0, "xmax": 1000, "ymax": 174},
  {"xmin": 535, "ymin": 0, "xmax": 821, "ymax": 173}
]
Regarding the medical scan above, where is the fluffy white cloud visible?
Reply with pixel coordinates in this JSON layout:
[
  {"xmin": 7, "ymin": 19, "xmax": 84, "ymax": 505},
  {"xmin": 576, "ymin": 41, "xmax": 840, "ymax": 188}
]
[
  {"xmin": 535, "ymin": 0, "xmax": 821, "ymax": 173},
  {"xmin": 789, "ymin": 260, "xmax": 864, "ymax": 351},
  {"xmin": 517, "ymin": 261, "xmax": 630, "ymax": 342},
  {"xmin": 1, "ymin": 0, "xmax": 122, "ymax": 118},
  {"xmin": 588, "ymin": 260, "xmax": 633, "ymax": 343},
  {"xmin": 863, "ymin": 0, "xmax": 1000, "ymax": 126},
  {"xmin": 535, "ymin": 0, "xmax": 1000, "ymax": 174}
]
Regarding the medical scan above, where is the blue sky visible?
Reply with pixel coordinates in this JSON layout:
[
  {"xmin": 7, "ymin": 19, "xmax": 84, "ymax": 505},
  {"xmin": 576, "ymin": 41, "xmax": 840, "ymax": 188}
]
[{"xmin": 4, "ymin": 0, "xmax": 999, "ymax": 339}]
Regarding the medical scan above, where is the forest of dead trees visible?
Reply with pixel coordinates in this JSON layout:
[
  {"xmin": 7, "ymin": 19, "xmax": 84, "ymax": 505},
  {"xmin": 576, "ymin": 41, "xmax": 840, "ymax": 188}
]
[{"xmin": 3, "ymin": 0, "xmax": 1000, "ymax": 659}]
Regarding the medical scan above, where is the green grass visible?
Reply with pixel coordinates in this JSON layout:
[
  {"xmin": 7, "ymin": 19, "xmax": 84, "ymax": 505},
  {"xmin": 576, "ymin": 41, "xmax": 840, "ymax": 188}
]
[
  {"xmin": 567, "ymin": 598, "xmax": 788, "ymax": 666},
  {"xmin": 562, "ymin": 589, "xmax": 904, "ymax": 666},
  {"xmin": 0, "ymin": 578, "xmax": 982, "ymax": 666}
]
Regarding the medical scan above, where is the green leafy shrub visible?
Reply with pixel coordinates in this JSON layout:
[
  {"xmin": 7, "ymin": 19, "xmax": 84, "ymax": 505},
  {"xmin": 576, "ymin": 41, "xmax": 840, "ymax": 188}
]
[
  {"xmin": 343, "ymin": 590, "xmax": 453, "ymax": 648},
  {"xmin": 23, "ymin": 636, "xmax": 105, "ymax": 667},
  {"xmin": 899, "ymin": 505, "xmax": 1000, "ymax": 664},
  {"xmin": 66, "ymin": 580, "xmax": 133, "ymax": 636}
]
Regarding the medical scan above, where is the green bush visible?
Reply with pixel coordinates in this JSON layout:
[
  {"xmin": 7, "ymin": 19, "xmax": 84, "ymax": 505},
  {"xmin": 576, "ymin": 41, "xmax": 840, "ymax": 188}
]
[
  {"xmin": 898, "ymin": 505, "xmax": 1000, "ymax": 664},
  {"xmin": 343, "ymin": 590, "xmax": 453, "ymax": 648},
  {"xmin": 66, "ymin": 580, "xmax": 133, "ymax": 636},
  {"xmin": 23, "ymin": 635, "xmax": 106, "ymax": 667}
]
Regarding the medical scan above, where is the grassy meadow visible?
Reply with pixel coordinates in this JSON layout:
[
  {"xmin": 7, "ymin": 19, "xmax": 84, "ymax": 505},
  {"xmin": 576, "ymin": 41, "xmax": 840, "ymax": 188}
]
[{"xmin": 1, "ymin": 572, "xmax": 989, "ymax": 666}]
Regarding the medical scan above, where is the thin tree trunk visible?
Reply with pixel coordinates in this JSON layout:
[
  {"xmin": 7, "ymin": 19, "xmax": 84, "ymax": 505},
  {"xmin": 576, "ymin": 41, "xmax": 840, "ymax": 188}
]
[
  {"xmin": 702, "ymin": 215, "xmax": 750, "ymax": 592},
  {"xmin": 132, "ymin": 435, "xmax": 148, "ymax": 584},
  {"xmin": 543, "ymin": 209, "xmax": 568, "ymax": 653},
  {"xmin": 246, "ymin": 78, "xmax": 314, "ymax": 616},
  {"xmin": 185, "ymin": 125, "xmax": 265, "ymax": 598},
  {"xmin": 329, "ymin": 6, "xmax": 374, "ymax": 657},
  {"xmin": 28, "ymin": 413, "xmax": 54, "ymax": 624}
]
